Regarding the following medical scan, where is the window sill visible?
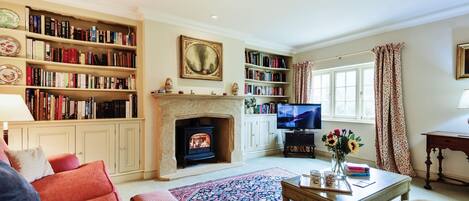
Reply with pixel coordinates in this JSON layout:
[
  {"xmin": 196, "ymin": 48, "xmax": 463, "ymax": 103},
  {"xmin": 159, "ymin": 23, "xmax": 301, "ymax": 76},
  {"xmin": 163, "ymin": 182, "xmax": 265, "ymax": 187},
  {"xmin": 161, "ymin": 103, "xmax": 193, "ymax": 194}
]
[{"xmin": 322, "ymin": 118, "xmax": 375, "ymax": 125}]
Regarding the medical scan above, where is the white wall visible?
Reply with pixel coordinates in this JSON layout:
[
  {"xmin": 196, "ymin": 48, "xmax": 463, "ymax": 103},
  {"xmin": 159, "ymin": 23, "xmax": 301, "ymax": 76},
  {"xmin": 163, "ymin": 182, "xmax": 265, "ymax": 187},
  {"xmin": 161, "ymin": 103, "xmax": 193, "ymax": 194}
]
[
  {"xmin": 142, "ymin": 20, "xmax": 245, "ymax": 173},
  {"xmin": 295, "ymin": 14, "xmax": 469, "ymax": 179}
]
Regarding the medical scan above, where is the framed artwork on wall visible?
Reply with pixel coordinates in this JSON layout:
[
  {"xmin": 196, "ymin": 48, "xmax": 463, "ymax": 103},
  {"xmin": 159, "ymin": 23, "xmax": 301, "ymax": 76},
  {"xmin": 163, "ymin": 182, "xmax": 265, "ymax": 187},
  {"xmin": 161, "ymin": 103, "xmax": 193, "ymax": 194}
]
[
  {"xmin": 180, "ymin": 35, "xmax": 223, "ymax": 81},
  {"xmin": 456, "ymin": 43, "xmax": 469, "ymax": 79}
]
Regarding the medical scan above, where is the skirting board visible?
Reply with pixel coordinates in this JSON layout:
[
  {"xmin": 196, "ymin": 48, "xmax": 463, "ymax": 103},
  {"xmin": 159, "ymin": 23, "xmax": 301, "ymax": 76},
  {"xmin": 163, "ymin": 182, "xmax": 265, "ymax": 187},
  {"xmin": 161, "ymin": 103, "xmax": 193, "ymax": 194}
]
[
  {"xmin": 110, "ymin": 171, "xmax": 144, "ymax": 184},
  {"xmin": 243, "ymin": 147, "xmax": 283, "ymax": 160}
]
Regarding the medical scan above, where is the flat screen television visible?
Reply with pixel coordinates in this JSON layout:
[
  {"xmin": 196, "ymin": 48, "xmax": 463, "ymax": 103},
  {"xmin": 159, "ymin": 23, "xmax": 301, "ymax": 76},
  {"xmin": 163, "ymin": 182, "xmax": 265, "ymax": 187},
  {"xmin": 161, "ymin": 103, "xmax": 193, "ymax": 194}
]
[{"xmin": 277, "ymin": 104, "xmax": 321, "ymax": 129}]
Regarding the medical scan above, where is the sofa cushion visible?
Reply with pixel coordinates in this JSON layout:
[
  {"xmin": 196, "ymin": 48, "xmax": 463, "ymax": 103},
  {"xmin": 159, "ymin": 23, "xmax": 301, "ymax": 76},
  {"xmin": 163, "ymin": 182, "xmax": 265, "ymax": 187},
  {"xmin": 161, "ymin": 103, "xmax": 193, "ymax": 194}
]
[
  {"xmin": 32, "ymin": 160, "xmax": 116, "ymax": 201},
  {"xmin": 131, "ymin": 190, "xmax": 177, "ymax": 201},
  {"xmin": 0, "ymin": 161, "xmax": 40, "ymax": 201},
  {"xmin": 48, "ymin": 153, "xmax": 80, "ymax": 173},
  {"xmin": 6, "ymin": 146, "xmax": 54, "ymax": 182}
]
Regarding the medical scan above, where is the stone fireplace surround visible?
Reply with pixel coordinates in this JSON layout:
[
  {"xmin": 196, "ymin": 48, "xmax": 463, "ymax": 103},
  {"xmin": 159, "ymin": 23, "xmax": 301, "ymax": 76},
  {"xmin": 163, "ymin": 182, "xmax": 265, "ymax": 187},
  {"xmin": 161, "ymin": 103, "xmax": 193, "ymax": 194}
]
[{"xmin": 152, "ymin": 94, "xmax": 244, "ymax": 179}]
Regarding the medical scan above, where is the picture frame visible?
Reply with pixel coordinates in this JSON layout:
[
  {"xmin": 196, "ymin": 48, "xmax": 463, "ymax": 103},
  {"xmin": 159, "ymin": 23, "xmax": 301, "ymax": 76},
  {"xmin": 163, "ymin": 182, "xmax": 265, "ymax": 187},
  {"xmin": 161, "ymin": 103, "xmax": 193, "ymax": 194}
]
[
  {"xmin": 180, "ymin": 35, "xmax": 223, "ymax": 81},
  {"xmin": 456, "ymin": 43, "xmax": 469, "ymax": 79}
]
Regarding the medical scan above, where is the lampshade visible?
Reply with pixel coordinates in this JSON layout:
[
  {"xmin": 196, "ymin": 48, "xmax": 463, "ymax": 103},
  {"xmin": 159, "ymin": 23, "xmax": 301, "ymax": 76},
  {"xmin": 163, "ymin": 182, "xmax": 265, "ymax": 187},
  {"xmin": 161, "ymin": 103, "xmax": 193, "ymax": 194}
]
[
  {"xmin": 0, "ymin": 94, "xmax": 34, "ymax": 122},
  {"xmin": 458, "ymin": 89, "xmax": 469, "ymax": 109}
]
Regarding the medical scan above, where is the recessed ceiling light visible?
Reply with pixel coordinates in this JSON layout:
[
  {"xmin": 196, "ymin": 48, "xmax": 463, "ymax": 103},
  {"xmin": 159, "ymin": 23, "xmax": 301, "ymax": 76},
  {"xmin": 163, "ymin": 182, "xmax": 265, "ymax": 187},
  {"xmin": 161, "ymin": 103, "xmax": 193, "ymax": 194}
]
[{"xmin": 210, "ymin": 15, "xmax": 218, "ymax": 20}]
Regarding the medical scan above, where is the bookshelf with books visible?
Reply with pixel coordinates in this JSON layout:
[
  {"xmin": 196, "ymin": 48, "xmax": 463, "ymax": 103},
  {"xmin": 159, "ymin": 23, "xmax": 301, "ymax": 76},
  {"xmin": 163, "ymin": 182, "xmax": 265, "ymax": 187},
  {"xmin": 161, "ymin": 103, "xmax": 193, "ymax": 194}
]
[
  {"xmin": 244, "ymin": 48, "xmax": 292, "ymax": 115},
  {"xmin": 0, "ymin": 5, "xmax": 142, "ymax": 122},
  {"xmin": 1, "ymin": 0, "xmax": 143, "ymax": 180},
  {"xmin": 243, "ymin": 48, "xmax": 292, "ymax": 159}
]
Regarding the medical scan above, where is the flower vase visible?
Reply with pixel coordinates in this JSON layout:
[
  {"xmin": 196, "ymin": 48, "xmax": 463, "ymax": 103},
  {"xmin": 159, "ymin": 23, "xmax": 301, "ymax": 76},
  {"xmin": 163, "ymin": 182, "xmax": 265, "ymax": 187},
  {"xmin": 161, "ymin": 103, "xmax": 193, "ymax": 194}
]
[{"xmin": 331, "ymin": 152, "xmax": 346, "ymax": 179}]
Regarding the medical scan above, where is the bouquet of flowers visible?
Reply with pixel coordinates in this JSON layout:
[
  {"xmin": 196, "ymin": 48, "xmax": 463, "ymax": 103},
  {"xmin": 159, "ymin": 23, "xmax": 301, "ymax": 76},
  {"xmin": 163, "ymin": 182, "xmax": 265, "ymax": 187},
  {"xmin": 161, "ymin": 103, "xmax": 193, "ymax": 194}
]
[{"xmin": 321, "ymin": 129, "xmax": 364, "ymax": 176}]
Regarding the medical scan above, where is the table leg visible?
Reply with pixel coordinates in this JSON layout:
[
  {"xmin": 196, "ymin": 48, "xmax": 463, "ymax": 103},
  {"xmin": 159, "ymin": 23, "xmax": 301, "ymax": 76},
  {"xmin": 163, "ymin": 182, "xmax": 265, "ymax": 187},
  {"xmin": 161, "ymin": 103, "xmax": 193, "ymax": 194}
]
[
  {"xmin": 401, "ymin": 192, "xmax": 409, "ymax": 201},
  {"xmin": 437, "ymin": 148, "xmax": 444, "ymax": 182},
  {"xmin": 424, "ymin": 148, "xmax": 432, "ymax": 190}
]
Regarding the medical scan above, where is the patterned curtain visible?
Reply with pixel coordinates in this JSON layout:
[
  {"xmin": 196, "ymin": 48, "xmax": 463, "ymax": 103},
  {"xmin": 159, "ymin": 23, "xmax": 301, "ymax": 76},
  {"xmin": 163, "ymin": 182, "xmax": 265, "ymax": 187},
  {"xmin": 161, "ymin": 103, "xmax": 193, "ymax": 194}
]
[
  {"xmin": 372, "ymin": 43, "xmax": 416, "ymax": 177},
  {"xmin": 293, "ymin": 61, "xmax": 313, "ymax": 103}
]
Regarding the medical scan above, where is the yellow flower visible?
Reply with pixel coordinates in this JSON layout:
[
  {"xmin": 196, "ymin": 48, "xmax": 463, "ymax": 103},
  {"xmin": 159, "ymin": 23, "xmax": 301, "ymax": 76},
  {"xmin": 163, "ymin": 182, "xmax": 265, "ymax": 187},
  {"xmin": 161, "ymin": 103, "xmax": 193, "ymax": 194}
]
[{"xmin": 348, "ymin": 140, "xmax": 360, "ymax": 154}]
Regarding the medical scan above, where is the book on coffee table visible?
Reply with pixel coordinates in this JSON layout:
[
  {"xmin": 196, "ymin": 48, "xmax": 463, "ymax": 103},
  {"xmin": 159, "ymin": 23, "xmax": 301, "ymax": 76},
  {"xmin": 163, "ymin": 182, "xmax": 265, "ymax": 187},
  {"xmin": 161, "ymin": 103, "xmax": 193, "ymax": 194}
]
[{"xmin": 299, "ymin": 175, "xmax": 352, "ymax": 193}]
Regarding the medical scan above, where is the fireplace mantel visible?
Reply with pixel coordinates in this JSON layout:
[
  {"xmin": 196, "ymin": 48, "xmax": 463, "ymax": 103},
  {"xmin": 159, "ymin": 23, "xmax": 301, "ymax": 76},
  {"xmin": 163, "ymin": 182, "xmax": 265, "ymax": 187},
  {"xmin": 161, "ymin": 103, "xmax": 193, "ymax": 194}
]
[
  {"xmin": 152, "ymin": 92, "xmax": 244, "ymax": 179},
  {"xmin": 152, "ymin": 93, "xmax": 245, "ymax": 100}
]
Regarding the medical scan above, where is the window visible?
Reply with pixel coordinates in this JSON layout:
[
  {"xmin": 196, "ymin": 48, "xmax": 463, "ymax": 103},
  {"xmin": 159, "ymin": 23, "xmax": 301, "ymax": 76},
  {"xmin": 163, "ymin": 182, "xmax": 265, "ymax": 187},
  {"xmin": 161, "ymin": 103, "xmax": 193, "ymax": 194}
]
[
  {"xmin": 311, "ymin": 63, "xmax": 374, "ymax": 122},
  {"xmin": 312, "ymin": 74, "xmax": 331, "ymax": 116}
]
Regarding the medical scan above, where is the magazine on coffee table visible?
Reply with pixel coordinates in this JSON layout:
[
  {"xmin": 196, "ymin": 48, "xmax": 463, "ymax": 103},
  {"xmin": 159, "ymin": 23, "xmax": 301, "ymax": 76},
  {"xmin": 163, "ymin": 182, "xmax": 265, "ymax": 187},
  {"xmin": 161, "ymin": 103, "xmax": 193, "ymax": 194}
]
[{"xmin": 299, "ymin": 175, "xmax": 352, "ymax": 193}]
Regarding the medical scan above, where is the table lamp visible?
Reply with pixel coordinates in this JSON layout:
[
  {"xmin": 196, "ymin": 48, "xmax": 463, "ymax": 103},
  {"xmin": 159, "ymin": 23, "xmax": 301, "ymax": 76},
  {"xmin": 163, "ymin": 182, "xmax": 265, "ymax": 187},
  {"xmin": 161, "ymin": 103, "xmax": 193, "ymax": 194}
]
[{"xmin": 0, "ymin": 94, "xmax": 34, "ymax": 144}]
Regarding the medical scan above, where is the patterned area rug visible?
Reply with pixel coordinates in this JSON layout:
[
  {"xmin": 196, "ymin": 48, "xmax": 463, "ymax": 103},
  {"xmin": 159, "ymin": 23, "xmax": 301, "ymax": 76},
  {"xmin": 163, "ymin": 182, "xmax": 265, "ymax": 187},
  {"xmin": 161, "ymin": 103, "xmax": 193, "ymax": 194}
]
[{"xmin": 169, "ymin": 168, "xmax": 297, "ymax": 201}]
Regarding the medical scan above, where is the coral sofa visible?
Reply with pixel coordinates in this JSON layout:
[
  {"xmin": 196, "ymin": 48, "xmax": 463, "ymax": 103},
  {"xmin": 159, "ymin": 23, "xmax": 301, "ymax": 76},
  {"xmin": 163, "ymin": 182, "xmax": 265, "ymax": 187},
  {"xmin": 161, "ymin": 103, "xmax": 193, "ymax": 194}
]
[{"xmin": 0, "ymin": 138, "xmax": 119, "ymax": 201}]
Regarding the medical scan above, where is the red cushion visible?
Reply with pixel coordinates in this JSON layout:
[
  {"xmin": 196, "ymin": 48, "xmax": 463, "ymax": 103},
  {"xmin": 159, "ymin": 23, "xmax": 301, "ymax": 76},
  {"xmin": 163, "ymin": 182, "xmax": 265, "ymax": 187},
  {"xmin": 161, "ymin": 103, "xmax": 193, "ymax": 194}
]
[
  {"xmin": 48, "ymin": 153, "xmax": 80, "ymax": 173},
  {"xmin": 0, "ymin": 137, "xmax": 10, "ymax": 165},
  {"xmin": 131, "ymin": 190, "xmax": 177, "ymax": 201},
  {"xmin": 32, "ymin": 160, "xmax": 116, "ymax": 201}
]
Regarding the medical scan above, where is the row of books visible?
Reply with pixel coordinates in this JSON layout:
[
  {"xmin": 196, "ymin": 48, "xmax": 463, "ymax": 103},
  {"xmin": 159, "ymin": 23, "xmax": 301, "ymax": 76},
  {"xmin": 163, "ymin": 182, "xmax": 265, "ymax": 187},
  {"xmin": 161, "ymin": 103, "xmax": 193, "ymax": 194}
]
[
  {"xmin": 345, "ymin": 163, "xmax": 370, "ymax": 177},
  {"xmin": 245, "ymin": 84, "xmax": 285, "ymax": 96},
  {"xmin": 251, "ymin": 102, "xmax": 282, "ymax": 114},
  {"xmin": 245, "ymin": 50, "xmax": 288, "ymax": 68},
  {"xmin": 27, "ymin": 39, "xmax": 137, "ymax": 68},
  {"xmin": 28, "ymin": 12, "xmax": 137, "ymax": 46},
  {"xmin": 26, "ymin": 66, "xmax": 136, "ymax": 90},
  {"xmin": 25, "ymin": 89, "xmax": 137, "ymax": 120},
  {"xmin": 245, "ymin": 68, "xmax": 287, "ymax": 82}
]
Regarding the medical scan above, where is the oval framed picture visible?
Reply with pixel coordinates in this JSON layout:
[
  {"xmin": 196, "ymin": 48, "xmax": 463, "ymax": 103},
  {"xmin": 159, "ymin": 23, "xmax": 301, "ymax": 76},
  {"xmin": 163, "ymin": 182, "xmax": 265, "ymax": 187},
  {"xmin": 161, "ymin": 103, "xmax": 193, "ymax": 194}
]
[
  {"xmin": 0, "ymin": 35, "xmax": 21, "ymax": 57},
  {"xmin": 0, "ymin": 64, "xmax": 22, "ymax": 84},
  {"xmin": 0, "ymin": 8, "xmax": 20, "ymax": 29}
]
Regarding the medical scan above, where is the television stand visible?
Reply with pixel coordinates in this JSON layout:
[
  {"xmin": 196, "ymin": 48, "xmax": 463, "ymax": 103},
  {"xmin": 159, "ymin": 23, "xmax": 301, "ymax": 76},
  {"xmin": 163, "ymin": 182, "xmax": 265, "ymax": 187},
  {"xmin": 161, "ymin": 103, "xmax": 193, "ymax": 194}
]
[{"xmin": 283, "ymin": 130, "xmax": 315, "ymax": 158}]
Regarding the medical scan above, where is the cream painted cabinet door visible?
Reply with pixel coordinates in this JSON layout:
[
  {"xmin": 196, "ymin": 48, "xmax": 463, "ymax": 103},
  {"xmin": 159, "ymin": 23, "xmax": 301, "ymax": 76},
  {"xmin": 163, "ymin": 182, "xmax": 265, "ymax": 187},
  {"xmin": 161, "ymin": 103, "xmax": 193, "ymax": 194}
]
[
  {"xmin": 118, "ymin": 123, "xmax": 140, "ymax": 173},
  {"xmin": 244, "ymin": 117, "xmax": 259, "ymax": 152},
  {"xmin": 8, "ymin": 126, "xmax": 25, "ymax": 150},
  {"xmin": 76, "ymin": 124, "xmax": 116, "ymax": 174},
  {"xmin": 28, "ymin": 126, "xmax": 75, "ymax": 156},
  {"xmin": 257, "ymin": 117, "xmax": 272, "ymax": 150}
]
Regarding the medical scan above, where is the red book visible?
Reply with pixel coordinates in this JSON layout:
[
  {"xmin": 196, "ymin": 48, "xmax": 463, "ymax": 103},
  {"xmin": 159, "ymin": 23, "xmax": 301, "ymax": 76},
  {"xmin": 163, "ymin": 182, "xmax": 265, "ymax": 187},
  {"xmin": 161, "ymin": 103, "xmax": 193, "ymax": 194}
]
[
  {"xmin": 58, "ymin": 95, "xmax": 63, "ymax": 120},
  {"xmin": 26, "ymin": 65, "xmax": 32, "ymax": 85}
]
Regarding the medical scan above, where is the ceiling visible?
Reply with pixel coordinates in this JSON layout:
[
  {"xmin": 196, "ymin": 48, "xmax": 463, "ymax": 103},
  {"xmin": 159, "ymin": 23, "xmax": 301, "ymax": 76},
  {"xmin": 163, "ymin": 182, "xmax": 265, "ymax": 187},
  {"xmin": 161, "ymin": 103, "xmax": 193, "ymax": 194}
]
[{"xmin": 47, "ymin": 0, "xmax": 469, "ymax": 53}]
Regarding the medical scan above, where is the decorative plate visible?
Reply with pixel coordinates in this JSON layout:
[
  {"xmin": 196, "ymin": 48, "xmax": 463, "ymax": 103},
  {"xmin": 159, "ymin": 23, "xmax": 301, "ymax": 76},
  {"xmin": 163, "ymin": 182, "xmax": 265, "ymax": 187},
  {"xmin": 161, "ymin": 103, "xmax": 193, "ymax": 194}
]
[
  {"xmin": 0, "ymin": 35, "xmax": 21, "ymax": 57},
  {"xmin": 0, "ymin": 64, "xmax": 22, "ymax": 84},
  {"xmin": 0, "ymin": 8, "xmax": 20, "ymax": 29}
]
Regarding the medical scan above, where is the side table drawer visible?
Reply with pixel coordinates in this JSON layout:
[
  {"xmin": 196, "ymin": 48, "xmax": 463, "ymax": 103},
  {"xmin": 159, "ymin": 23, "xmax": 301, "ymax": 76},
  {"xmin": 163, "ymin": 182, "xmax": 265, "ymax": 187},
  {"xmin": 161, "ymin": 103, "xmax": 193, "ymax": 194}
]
[{"xmin": 427, "ymin": 135, "xmax": 463, "ymax": 150}]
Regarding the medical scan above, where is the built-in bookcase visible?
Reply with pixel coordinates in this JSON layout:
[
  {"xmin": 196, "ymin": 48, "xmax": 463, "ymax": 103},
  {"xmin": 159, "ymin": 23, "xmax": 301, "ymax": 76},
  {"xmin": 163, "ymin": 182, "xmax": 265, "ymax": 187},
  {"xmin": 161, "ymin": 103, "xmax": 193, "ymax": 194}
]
[
  {"xmin": 244, "ymin": 48, "xmax": 292, "ymax": 115},
  {"xmin": 0, "ymin": 3, "xmax": 142, "ymax": 122},
  {"xmin": 1, "ymin": 0, "xmax": 143, "ymax": 181}
]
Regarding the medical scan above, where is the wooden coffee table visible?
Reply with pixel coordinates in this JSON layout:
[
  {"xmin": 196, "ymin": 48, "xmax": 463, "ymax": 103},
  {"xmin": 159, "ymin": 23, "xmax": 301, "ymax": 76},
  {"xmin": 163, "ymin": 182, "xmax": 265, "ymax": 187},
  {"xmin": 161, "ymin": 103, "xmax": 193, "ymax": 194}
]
[{"xmin": 281, "ymin": 168, "xmax": 411, "ymax": 201}]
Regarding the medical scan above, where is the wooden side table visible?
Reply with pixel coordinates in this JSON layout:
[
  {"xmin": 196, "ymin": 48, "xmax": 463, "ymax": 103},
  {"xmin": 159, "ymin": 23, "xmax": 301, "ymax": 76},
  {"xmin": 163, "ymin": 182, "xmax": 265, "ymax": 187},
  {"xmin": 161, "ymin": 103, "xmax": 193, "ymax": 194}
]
[{"xmin": 422, "ymin": 131, "xmax": 469, "ymax": 190}]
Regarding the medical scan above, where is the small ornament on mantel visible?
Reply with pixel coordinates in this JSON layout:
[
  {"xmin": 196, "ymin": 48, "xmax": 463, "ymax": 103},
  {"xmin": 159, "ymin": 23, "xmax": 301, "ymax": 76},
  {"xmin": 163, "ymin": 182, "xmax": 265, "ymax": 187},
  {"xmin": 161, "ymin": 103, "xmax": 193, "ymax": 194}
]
[
  {"xmin": 164, "ymin": 78, "xmax": 174, "ymax": 93},
  {"xmin": 211, "ymin": 91, "xmax": 217, "ymax": 95},
  {"xmin": 231, "ymin": 82, "xmax": 239, "ymax": 95},
  {"xmin": 190, "ymin": 90, "xmax": 195, "ymax": 95}
]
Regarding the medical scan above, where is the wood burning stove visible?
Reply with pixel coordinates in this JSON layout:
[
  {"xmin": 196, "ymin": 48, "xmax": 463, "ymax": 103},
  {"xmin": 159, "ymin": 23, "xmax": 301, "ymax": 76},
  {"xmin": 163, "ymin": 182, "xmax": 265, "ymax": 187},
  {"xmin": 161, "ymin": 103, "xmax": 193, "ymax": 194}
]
[{"xmin": 176, "ymin": 126, "xmax": 215, "ymax": 167}]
